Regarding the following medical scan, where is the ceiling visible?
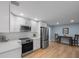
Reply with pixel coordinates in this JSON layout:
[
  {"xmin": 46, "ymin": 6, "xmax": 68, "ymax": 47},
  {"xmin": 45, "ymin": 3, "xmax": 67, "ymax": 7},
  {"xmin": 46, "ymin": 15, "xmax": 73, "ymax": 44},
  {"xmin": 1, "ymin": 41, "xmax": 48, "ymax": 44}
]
[{"xmin": 11, "ymin": 1, "xmax": 79, "ymax": 26}]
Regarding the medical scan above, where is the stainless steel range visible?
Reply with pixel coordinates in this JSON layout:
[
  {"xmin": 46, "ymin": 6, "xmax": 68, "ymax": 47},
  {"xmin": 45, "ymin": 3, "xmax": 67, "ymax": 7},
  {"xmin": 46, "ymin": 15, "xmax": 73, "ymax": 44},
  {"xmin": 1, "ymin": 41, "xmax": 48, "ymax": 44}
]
[{"xmin": 19, "ymin": 38, "xmax": 33, "ymax": 56}]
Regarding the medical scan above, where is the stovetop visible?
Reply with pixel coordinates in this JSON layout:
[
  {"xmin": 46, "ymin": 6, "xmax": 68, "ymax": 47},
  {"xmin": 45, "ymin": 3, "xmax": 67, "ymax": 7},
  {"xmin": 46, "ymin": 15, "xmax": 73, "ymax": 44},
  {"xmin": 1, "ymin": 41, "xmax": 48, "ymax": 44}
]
[
  {"xmin": 19, "ymin": 37, "xmax": 33, "ymax": 44},
  {"xmin": 19, "ymin": 37, "xmax": 32, "ymax": 40}
]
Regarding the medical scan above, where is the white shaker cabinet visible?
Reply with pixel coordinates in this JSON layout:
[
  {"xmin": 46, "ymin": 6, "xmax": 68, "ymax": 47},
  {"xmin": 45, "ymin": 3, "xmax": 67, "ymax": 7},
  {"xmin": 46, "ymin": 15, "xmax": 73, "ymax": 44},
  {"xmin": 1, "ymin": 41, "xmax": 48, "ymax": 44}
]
[
  {"xmin": 0, "ymin": 2, "xmax": 9, "ymax": 32},
  {"xmin": 31, "ymin": 20, "xmax": 40, "ymax": 38},
  {"xmin": 33, "ymin": 38, "xmax": 40, "ymax": 51},
  {"xmin": 31, "ymin": 20, "xmax": 40, "ymax": 32},
  {"xmin": 10, "ymin": 14, "xmax": 31, "ymax": 32}
]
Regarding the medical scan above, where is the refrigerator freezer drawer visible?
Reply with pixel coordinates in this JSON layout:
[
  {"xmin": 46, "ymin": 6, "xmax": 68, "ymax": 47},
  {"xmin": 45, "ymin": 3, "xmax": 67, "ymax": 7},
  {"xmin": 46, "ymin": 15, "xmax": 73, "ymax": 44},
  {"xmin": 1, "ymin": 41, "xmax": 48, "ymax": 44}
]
[{"xmin": 42, "ymin": 40, "xmax": 49, "ymax": 48}]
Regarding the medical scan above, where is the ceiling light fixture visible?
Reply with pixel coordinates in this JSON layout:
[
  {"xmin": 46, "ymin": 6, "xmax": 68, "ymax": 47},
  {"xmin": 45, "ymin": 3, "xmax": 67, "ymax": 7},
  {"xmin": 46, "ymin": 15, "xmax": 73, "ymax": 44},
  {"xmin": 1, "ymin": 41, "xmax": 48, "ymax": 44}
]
[
  {"xmin": 56, "ymin": 22, "xmax": 59, "ymax": 25},
  {"xmin": 34, "ymin": 18, "xmax": 38, "ymax": 21},
  {"xmin": 70, "ymin": 20, "xmax": 74, "ymax": 23},
  {"xmin": 20, "ymin": 13, "xmax": 24, "ymax": 16}
]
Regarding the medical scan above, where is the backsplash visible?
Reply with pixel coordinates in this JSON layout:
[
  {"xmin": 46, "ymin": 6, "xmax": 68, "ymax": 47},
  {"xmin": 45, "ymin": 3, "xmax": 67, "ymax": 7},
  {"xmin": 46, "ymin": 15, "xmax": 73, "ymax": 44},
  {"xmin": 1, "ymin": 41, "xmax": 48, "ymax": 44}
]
[
  {"xmin": 0, "ymin": 32, "xmax": 32, "ymax": 40},
  {"xmin": 0, "ymin": 32, "xmax": 40, "ymax": 41}
]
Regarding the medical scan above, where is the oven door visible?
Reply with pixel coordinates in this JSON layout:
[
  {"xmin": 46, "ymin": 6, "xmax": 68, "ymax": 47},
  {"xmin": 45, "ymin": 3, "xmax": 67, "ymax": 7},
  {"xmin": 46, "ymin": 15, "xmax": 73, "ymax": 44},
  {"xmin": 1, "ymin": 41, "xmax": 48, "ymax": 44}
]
[{"xmin": 22, "ymin": 42, "xmax": 33, "ymax": 53}]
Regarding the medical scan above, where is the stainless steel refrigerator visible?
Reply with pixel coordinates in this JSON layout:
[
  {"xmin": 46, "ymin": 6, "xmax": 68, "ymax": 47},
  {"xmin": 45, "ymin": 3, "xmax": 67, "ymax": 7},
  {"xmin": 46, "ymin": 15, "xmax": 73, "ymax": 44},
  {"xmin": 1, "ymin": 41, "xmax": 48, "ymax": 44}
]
[{"xmin": 40, "ymin": 27, "xmax": 49, "ymax": 48}]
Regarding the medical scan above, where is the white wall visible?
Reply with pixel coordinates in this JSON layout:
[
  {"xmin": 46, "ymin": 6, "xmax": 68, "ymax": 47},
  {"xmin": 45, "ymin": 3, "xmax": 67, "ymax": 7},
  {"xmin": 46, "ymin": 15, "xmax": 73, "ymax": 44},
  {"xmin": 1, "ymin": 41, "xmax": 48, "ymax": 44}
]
[
  {"xmin": 0, "ymin": 2, "xmax": 9, "ymax": 32},
  {"xmin": 48, "ymin": 26, "xmax": 54, "ymax": 42}
]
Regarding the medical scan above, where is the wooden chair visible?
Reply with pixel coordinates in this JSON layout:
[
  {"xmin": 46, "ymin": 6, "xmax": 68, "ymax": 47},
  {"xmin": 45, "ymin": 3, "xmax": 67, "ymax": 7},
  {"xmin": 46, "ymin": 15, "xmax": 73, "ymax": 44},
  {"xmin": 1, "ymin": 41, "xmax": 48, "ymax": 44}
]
[{"xmin": 74, "ymin": 34, "xmax": 79, "ymax": 46}]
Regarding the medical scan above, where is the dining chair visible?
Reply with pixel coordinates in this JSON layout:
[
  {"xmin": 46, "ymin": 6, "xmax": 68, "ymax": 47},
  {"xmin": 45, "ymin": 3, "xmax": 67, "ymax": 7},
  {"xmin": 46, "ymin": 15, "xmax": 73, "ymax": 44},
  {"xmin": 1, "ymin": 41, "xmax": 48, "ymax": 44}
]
[
  {"xmin": 55, "ymin": 33, "xmax": 59, "ymax": 42},
  {"xmin": 74, "ymin": 34, "xmax": 79, "ymax": 46}
]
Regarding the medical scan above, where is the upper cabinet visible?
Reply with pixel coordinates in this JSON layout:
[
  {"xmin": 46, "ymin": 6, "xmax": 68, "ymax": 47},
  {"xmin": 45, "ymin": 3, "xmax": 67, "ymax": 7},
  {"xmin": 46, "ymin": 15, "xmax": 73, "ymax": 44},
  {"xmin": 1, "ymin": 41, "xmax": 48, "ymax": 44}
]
[
  {"xmin": 31, "ymin": 20, "xmax": 40, "ymax": 36},
  {"xmin": 0, "ymin": 1, "xmax": 43, "ymax": 33},
  {"xmin": 10, "ymin": 14, "xmax": 31, "ymax": 32},
  {"xmin": 0, "ymin": 2, "xmax": 9, "ymax": 32},
  {"xmin": 10, "ymin": 2, "xmax": 32, "ymax": 32}
]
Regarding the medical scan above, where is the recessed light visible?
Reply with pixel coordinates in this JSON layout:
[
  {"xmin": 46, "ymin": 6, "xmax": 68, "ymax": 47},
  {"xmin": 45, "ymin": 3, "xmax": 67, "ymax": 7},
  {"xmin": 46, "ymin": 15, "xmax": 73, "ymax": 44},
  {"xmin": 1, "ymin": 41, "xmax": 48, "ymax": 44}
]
[
  {"xmin": 56, "ymin": 22, "xmax": 59, "ymax": 25},
  {"xmin": 70, "ymin": 20, "xmax": 74, "ymax": 23},
  {"xmin": 20, "ymin": 13, "xmax": 24, "ymax": 16},
  {"xmin": 34, "ymin": 18, "xmax": 38, "ymax": 20},
  {"xmin": 34, "ymin": 18, "xmax": 39, "ymax": 21}
]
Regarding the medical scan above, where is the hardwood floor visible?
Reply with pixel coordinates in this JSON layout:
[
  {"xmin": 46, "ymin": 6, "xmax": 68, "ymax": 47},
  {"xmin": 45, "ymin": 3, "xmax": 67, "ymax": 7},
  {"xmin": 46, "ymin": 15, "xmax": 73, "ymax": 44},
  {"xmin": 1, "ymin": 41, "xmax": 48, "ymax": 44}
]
[{"xmin": 23, "ymin": 42, "xmax": 79, "ymax": 58}]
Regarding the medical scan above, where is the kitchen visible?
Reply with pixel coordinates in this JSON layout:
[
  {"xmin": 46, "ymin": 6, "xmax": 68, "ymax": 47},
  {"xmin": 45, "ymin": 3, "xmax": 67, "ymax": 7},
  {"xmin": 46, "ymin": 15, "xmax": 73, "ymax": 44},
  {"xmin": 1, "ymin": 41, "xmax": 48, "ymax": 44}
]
[
  {"xmin": 0, "ymin": 1, "xmax": 79, "ymax": 58},
  {"xmin": 0, "ymin": 1, "xmax": 49, "ymax": 58}
]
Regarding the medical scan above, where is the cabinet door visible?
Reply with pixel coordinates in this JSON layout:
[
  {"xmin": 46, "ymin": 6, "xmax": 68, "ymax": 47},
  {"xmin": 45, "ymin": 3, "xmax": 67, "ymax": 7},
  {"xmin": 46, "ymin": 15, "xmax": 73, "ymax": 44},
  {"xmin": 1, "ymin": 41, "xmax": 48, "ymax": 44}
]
[
  {"xmin": 36, "ymin": 39, "xmax": 40, "ymax": 49},
  {"xmin": 25, "ymin": 19, "xmax": 31, "ymax": 26},
  {"xmin": 31, "ymin": 20, "xmax": 40, "ymax": 37},
  {"xmin": 0, "ymin": 2, "xmax": 9, "ymax": 32},
  {"xmin": 31, "ymin": 20, "xmax": 39, "ymax": 32},
  {"xmin": 33, "ymin": 39, "xmax": 40, "ymax": 51},
  {"xmin": 10, "ymin": 14, "xmax": 31, "ymax": 32}
]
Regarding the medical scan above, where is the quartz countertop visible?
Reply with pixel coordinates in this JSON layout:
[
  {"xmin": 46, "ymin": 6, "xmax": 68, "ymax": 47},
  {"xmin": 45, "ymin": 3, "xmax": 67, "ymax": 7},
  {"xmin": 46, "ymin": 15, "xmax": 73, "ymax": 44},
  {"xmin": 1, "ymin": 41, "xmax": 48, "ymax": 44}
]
[{"xmin": 30, "ymin": 37, "xmax": 40, "ymax": 40}]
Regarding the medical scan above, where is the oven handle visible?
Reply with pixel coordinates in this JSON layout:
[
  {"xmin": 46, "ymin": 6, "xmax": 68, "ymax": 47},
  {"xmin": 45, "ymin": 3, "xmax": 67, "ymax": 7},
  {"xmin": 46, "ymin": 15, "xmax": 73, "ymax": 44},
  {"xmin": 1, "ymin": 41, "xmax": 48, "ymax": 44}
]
[
  {"xmin": 22, "ymin": 41, "xmax": 32, "ymax": 44},
  {"xmin": 26, "ymin": 40, "xmax": 33, "ymax": 43}
]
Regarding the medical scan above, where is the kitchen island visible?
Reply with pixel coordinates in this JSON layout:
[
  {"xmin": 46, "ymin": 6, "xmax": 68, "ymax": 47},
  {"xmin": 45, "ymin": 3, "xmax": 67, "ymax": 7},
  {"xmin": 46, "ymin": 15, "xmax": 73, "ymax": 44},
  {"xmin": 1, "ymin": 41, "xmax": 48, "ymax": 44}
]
[{"xmin": 0, "ymin": 40, "xmax": 22, "ymax": 58}]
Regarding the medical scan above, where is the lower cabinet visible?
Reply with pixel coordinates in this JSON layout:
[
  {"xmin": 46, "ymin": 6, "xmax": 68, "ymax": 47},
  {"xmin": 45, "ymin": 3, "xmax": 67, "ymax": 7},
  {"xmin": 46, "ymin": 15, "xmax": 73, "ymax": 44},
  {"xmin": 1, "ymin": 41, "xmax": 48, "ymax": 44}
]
[
  {"xmin": 33, "ymin": 39, "xmax": 40, "ymax": 51},
  {"xmin": 0, "ymin": 48, "xmax": 21, "ymax": 58},
  {"xmin": 0, "ymin": 40, "xmax": 22, "ymax": 58}
]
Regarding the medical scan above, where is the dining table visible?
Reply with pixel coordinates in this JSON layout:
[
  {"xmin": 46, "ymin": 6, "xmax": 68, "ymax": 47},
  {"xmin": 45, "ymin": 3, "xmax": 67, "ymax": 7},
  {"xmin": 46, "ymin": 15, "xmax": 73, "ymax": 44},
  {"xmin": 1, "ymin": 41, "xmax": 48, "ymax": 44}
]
[{"xmin": 58, "ymin": 35, "xmax": 73, "ymax": 45}]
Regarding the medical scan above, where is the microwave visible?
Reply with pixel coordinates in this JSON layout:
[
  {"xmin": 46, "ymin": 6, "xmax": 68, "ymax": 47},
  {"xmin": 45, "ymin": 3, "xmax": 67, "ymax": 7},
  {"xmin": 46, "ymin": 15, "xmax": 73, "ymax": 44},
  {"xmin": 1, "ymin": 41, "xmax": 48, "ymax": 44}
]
[{"xmin": 20, "ymin": 25, "xmax": 31, "ymax": 32}]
